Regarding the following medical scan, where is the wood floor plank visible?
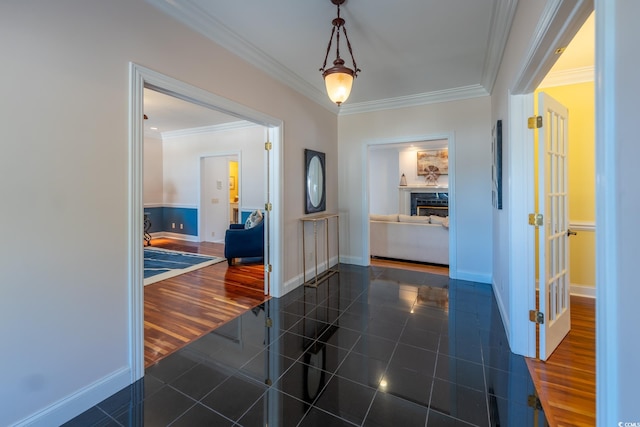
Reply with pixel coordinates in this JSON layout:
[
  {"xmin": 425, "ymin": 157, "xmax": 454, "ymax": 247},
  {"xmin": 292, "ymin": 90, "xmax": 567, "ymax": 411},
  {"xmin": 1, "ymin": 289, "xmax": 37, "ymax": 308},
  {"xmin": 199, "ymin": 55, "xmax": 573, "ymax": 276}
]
[
  {"xmin": 370, "ymin": 257, "xmax": 449, "ymax": 275},
  {"xmin": 144, "ymin": 238, "xmax": 267, "ymax": 367},
  {"xmin": 526, "ymin": 296, "xmax": 595, "ymax": 427}
]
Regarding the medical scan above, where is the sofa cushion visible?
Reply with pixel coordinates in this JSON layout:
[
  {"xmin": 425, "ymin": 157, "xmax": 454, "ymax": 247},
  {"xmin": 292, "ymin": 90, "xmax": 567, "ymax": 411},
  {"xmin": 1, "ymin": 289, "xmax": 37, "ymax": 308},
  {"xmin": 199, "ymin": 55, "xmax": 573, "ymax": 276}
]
[
  {"xmin": 245, "ymin": 210, "xmax": 263, "ymax": 229},
  {"xmin": 399, "ymin": 214, "xmax": 431, "ymax": 223},
  {"xmin": 429, "ymin": 215, "xmax": 448, "ymax": 224},
  {"xmin": 370, "ymin": 213, "xmax": 398, "ymax": 222}
]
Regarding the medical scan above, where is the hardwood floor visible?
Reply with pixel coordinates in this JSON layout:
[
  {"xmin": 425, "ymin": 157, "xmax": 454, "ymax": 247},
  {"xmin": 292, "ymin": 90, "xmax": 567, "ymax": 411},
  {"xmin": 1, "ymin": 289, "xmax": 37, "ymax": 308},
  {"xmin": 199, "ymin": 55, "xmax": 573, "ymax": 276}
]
[
  {"xmin": 144, "ymin": 238, "xmax": 268, "ymax": 367},
  {"xmin": 370, "ymin": 256, "xmax": 449, "ymax": 275},
  {"xmin": 526, "ymin": 296, "xmax": 596, "ymax": 427}
]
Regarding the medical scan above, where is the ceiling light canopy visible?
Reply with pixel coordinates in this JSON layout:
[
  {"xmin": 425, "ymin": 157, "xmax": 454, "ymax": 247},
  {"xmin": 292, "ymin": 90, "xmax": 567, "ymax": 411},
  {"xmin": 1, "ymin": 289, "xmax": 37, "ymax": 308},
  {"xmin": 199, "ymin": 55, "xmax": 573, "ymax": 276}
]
[{"xmin": 319, "ymin": 0, "xmax": 361, "ymax": 106}]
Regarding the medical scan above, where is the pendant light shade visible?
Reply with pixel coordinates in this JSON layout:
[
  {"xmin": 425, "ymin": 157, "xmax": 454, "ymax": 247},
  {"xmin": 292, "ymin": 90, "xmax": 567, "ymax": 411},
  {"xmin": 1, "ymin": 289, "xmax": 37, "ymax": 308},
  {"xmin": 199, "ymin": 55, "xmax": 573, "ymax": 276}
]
[
  {"xmin": 319, "ymin": 0, "xmax": 360, "ymax": 106},
  {"xmin": 323, "ymin": 61, "xmax": 354, "ymax": 105}
]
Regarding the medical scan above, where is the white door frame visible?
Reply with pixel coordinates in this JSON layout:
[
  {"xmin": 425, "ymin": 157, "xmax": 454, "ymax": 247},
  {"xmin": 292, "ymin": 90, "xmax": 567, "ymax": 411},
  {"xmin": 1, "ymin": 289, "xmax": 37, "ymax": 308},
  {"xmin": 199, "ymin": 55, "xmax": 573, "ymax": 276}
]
[
  {"xmin": 128, "ymin": 63, "xmax": 284, "ymax": 381},
  {"xmin": 361, "ymin": 133, "xmax": 457, "ymax": 278},
  {"xmin": 506, "ymin": 1, "xmax": 592, "ymax": 357}
]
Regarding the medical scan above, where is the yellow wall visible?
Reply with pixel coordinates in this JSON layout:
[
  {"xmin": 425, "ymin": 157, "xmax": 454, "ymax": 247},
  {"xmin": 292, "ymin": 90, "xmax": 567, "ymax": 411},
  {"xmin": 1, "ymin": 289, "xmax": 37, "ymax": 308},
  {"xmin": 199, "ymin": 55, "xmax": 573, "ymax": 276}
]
[
  {"xmin": 229, "ymin": 160, "xmax": 239, "ymax": 202},
  {"xmin": 535, "ymin": 81, "xmax": 595, "ymax": 288}
]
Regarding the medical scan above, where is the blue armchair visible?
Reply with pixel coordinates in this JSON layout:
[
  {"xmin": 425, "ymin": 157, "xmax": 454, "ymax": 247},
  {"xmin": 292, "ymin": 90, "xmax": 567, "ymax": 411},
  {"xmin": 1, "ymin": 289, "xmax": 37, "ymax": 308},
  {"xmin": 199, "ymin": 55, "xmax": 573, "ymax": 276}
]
[{"xmin": 224, "ymin": 220, "xmax": 264, "ymax": 265}]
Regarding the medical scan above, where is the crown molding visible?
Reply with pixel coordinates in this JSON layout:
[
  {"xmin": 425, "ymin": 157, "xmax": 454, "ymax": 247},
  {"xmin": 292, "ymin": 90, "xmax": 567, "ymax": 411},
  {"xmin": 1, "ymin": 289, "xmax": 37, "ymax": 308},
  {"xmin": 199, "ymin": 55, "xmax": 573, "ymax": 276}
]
[
  {"xmin": 481, "ymin": 0, "xmax": 519, "ymax": 93},
  {"xmin": 161, "ymin": 120, "xmax": 257, "ymax": 139},
  {"xmin": 338, "ymin": 85, "xmax": 489, "ymax": 115},
  {"xmin": 146, "ymin": 0, "xmax": 504, "ymax": 116},
  {"xmin": 512, "ymin": 0, "xmax": 593, "ymax": 94},
  {"xmin": 538, "ymin": 65, "xmax": 594, "ymax": 88},
  {"xmin": 145, "ymin": 0, "xmax": 338, "ymax": 113}
]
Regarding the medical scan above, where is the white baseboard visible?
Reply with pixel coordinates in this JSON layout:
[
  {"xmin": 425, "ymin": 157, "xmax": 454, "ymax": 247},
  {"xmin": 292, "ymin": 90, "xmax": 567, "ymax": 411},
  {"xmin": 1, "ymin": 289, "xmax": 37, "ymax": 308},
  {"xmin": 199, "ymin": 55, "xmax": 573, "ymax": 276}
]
[
  {"xmin": 13, "ymin": 367, "xmax": 131, "ymax": 427},
  {"xmin": 281, "ymin": 256, "xmax": 341, "ymax": 297},
  {"xmin": 452, "ymin": 270, "xmax": 491, "ymax": 284},
  {"xmin": 150, "ymin": 232, "xmax": 199, "ymax": 242},
  {"xmin": 492, "ymin": 281, "xmax": 511, "ymax": 344},
  {"xmin": 339, "ymin": 255, "xmax": 368, "ymax": 266},
  {"xmin": 570, "ymin": 284, "xmax": 596, "ymax": 298},
  {"xmin": 283, "ymin": 274, "xmax": 304, "ymax": 296}
]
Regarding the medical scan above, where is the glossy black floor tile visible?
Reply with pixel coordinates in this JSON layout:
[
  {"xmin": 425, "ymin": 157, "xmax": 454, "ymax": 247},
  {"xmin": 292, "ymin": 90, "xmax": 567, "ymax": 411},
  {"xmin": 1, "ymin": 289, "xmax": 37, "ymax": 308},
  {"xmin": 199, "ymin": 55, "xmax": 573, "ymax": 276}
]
[{"xmin": 66, "ymin": 264, "xmax": 547, "ymax": 426}]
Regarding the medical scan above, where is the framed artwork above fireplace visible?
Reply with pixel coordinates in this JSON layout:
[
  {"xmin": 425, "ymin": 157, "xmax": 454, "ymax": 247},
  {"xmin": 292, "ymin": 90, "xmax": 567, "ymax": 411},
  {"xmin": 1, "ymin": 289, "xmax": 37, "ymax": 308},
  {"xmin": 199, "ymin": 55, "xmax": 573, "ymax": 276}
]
[{"xmin": 417, "ymin": 148, "xmax": 448, "ymax": 176}]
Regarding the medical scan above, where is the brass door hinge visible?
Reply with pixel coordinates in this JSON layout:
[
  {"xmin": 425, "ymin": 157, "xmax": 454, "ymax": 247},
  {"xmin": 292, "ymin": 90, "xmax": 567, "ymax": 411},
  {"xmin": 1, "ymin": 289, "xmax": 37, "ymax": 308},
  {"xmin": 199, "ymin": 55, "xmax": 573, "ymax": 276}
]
[
  {"xmin": 529, "ymin": 310, "xmax": 544, "ymax": 324},
  {"xmin": 528, "ymin": 213, "xmax": 543, "ymax": 227},
  {"xmin": 528, "ymin": 115, "xmax": 542, "ymax": 129},
  {"xmin": 265, "ymin": 264, "xmax": 272, "ymax": 273},
  {"xmin": 265, "ymin": 141, "xmax": 272, "ymax": 151},
  {"xmin": 265, "ymin": 317, "xmax": 273, "ymax": 327},
  {"xmin": 265, "ymin": 202, "xmax": 272, "ymax": 212}
]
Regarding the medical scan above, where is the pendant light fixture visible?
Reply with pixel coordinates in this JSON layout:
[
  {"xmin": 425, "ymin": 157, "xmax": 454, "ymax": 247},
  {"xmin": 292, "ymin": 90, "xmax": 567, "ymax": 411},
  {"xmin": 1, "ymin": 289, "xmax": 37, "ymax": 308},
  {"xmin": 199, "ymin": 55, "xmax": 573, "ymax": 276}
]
[{"xmin": 319, "ymin": 0, "xmax": 361, "ymax": 106}]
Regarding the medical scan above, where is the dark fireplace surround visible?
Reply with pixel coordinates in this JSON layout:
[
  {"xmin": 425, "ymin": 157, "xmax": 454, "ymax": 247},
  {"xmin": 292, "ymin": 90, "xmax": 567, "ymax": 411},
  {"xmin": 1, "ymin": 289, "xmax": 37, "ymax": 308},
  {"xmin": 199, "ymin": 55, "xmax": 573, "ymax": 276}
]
[{"xmin": 411, "ymin": 192, "xmax": 448, "ymax": 217}]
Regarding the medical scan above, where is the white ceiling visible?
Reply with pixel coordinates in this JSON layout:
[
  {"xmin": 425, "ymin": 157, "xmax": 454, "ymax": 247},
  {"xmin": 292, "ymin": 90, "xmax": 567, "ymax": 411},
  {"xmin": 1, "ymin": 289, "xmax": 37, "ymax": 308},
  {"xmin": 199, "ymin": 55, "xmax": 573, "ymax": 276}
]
[{"xmin": 143, "ymin": 1, "xmax": 594, "ymax": 136}]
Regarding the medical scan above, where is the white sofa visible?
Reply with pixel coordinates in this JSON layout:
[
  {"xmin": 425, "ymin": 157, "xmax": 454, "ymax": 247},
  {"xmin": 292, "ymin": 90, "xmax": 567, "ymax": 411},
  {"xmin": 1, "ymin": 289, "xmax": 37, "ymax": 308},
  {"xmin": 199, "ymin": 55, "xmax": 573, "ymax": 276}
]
[{"xmin": 370, "ymin": 214, "xmax": 449, "ymax": 265}]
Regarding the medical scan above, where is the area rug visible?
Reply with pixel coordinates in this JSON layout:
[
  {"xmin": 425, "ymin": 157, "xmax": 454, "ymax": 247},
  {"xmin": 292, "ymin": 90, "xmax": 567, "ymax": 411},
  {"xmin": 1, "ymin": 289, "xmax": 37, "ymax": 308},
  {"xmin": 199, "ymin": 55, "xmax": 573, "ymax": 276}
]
[{"xmin": 144, "ymin": 247, "xmax": 225, "ymax": 286}]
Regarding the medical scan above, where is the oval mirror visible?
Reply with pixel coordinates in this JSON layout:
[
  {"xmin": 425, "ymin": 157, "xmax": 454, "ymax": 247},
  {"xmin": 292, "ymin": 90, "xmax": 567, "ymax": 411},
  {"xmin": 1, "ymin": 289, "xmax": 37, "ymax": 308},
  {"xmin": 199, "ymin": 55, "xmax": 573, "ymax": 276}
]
[
  {"xmin": 304, "ymin": 149, "xmax": 326, "ymax": 214},
  {"xmin": 308, "ymin": 156, "xmax": 323, "ymax": 207}
]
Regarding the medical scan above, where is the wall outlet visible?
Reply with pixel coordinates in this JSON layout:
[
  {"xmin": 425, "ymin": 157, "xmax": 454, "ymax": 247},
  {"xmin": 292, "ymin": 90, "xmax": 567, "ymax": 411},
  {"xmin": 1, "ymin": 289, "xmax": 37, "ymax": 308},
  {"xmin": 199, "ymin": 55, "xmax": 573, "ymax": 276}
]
[
  {"xmin": 211, "ymin": 231, "xmax": 215, "ymax": 237},
  {"xmin": 180, "ymin": 224, "xmax": 183, "ymax": 230},
  {"xmin": 212, "ymin": 198, "xmax": 219, "ymax": 204},
  {"xmin": 172, "ymin": 223, "xmax": 175, "ymax": 229}
]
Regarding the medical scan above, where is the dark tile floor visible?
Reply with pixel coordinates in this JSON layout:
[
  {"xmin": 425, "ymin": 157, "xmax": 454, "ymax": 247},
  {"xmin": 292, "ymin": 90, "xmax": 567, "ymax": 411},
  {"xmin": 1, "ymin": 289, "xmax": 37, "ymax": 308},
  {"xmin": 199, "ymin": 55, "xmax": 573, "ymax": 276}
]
[{"xmin": 64, "ymin": 264, "xmax": 547, "ymax": 426}]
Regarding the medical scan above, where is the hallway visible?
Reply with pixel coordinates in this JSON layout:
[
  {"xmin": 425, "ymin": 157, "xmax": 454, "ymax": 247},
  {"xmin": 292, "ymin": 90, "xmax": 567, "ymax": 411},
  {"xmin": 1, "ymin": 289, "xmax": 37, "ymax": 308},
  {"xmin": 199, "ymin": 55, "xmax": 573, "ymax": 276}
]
[{"xmin": 65, "ymin": 263, "xmax": 546, "ymax": 426}]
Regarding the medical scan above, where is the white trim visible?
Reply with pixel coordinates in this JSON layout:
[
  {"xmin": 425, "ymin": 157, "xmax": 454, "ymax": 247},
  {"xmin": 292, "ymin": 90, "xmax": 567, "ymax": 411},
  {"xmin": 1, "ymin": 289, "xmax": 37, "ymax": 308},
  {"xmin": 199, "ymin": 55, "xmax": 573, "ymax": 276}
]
[
  {"xmin": 13, "ymin": 367, "xmax": 130, "ymax": 427},
  {"xmin": 455, "ymin": 271, "xmax": 491, "ymax": 284},
  {"xmin": 145, "ymin": 0, "xmax": 517, "ymax": 115},
  {"xmin": 539, "ymin": 66, "xmax": 595, "ymax": 88},
  {"xmin": 595, "ymin": 1, "xmax": 619, "ymax": 424},
  {"xmin": 512, "ymin": 0, "xmax": 593, "ymax": 94},
  {"xmin": 507, "ymin": 92, "xmax": 536, "ymax": 358},
  {"xmin": 570, "ymin": 284, "xmax": 596, "ymax": 298},
  {"xmin": 128, "ymin": 63, "xmax": 145, "ymax": 383},
  {"xmin": 481, "ymin": 0, "xmax": 519, "ymax": 92},
  {"xmin": 362, "ymin": 133, "xmax": 457, "ymax": 279},
  {"xmin": 339, "ymin": 255, "xmax": 367, "ymax": 266},
  {"xmin": 143, "ymin": 203, "xmax": 163, "ymax": 208},
  {"xmin": 150, "ymin": 231, "xmax": 200, "ymax": 242},
  {"xmin": 340, "ymin": 86, "xmax": 488, "ymax": 116},
  {"xmin": 492, "ymin": 282, "xmax": 511, "ymax": 342},
  {"xmin": 129, "ymin": 63, "xmax": 285, "ymax": 381},
  {"xmin": 144, "ymin": 0, "xmax": 338, "ymax": 113},
  {"xmin": 157, "ymin": 203, "xmax": 198, "ymax": 209},
  {"xmin": 161, "ymin": 121, "xmax": 257, "ymax": 139}
]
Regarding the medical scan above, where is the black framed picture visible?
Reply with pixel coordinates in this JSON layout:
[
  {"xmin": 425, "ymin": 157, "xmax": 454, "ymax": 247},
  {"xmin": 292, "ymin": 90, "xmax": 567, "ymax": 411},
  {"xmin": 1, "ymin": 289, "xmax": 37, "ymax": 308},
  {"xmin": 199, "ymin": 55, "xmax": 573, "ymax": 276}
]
[{"xmin": 492, "ymin": 120, "xmax": 503, "ymax": 209}]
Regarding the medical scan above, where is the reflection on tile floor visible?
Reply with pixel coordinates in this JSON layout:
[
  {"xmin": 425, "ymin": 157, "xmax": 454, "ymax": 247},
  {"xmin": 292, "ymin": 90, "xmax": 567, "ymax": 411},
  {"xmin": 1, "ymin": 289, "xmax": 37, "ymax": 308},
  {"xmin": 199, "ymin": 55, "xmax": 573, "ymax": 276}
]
[{"xmin": 64, "ymin": 264, "xmax": 548, "ymax": 426}]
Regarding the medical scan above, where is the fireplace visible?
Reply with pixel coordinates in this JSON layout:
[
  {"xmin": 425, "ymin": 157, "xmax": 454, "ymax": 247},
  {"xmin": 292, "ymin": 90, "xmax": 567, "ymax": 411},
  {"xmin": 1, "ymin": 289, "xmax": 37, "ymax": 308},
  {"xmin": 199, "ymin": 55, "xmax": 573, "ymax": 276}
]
[{"xmin": 411, "ymin": 192, "xmax": 448, "ymax": 216}]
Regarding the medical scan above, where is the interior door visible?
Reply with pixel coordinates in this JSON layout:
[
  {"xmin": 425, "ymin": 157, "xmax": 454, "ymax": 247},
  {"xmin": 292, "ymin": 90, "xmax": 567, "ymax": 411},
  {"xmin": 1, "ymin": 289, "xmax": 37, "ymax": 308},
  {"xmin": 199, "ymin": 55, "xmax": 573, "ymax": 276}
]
[
  {"xmin": 537, "ymin": 92, "xmax": 571, "ymax": 360},
  {"xmin": 202, "ymin": 156, "xmax": 230, "ymax": 243}
]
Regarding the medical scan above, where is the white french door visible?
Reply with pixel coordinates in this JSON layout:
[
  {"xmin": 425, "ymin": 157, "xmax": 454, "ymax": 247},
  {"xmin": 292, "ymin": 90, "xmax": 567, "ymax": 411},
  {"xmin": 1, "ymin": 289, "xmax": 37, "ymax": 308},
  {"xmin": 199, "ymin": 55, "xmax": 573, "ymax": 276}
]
[{"xmin": 537, "ymin": 92, "xmax": 571, "ymax": 360}]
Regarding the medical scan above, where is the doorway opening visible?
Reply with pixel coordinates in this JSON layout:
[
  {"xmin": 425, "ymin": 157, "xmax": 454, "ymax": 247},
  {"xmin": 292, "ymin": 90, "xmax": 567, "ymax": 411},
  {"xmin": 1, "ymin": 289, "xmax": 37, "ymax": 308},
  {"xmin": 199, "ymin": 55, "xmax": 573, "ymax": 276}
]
[
  {"xmin": 129, "ymin": 63, "xmax": 283, "ymax": 380},
  {"xmin": 364, "ymin": 135, "xmax": 456, "ymax": 277}
]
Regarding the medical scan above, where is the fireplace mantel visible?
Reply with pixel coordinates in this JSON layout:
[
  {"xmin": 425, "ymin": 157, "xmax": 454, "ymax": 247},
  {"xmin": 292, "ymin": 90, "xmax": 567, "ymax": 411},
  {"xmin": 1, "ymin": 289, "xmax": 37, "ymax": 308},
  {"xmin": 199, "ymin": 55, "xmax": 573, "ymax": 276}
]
[
  {"xmin": 399, "ymin": 185, "xmax": 448, "ymax": 191},
  {"xmin": 399, "ymin": 186, "xmax": 449, "ymax": 215}
]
